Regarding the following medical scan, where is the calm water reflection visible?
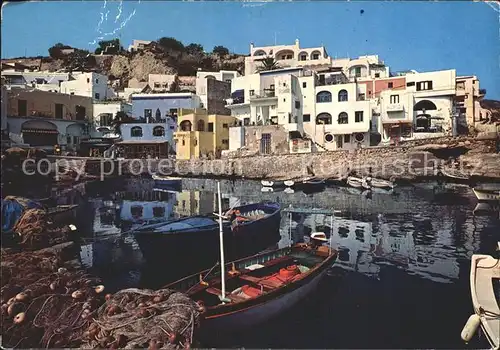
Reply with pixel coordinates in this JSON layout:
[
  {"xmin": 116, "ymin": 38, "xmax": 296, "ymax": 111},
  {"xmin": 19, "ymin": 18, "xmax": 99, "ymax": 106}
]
[{"xmin": 63, "ymin": 177, "xmax": 498, "ymax": 348}]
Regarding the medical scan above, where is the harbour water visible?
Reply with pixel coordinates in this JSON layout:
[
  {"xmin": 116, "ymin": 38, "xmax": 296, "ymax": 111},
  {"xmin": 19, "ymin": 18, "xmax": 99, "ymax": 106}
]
[{"xmin": 56, "ymin": 177, "xmax": 498, "ymax": 348}]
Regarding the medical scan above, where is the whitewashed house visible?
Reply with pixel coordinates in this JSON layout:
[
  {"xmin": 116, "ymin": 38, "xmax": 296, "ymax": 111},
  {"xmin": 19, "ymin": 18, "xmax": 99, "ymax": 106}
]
[
  {"xmin": 60, "ymin": 72, "xmax": 115, "ymax": 101},
  {"xmin": 245, "ymin": 39, "xmax": 332, "ymax": 75},
  {"xmin": 303, "ymin": 74, "xmax": 372, "ymax": 151}
]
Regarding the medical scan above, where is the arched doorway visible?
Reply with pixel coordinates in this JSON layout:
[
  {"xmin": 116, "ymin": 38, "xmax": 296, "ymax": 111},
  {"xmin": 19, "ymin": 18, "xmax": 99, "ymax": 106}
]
[
  {"xmin": 21, "ymin": 120, "xmax": 58, "ymax": 147},
  {"xmin": 414, "ymin": 100, "xmax": 437, "ymax": 112},
  {"xmin": 414, "ymin": 100, "xmax": 438, "ymax": 132}
]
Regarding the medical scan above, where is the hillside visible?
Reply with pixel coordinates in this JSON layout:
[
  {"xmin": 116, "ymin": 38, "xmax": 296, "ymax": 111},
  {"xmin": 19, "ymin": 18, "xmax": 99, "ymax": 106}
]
[{"xmin": 1, "ymin": 38, "xmax": 246, "ymax": 90}]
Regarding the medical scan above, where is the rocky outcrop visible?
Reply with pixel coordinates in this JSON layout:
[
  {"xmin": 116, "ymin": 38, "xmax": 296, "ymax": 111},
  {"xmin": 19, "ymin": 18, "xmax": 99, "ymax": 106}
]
[{"xmin": 2, "ymin": 49, "xmax": 245, "ymax": 90}]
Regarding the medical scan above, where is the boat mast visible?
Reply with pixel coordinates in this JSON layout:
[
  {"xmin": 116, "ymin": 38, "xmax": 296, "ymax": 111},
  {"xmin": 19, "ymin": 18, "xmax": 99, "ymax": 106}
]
[
  {"xmin": 217, "ymin": 181, "xmax": 226, "ymax": 301},
  {"xmin": 330, "ymin": 212, "xmax": 334, "ymax": 254}
]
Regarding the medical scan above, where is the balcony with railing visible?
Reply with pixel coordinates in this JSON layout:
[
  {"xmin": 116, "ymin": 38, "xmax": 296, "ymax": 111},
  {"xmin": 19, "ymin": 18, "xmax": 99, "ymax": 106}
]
[{"xmin": 249, "ymin": 89, "xmax": 277, "ymax": 101}]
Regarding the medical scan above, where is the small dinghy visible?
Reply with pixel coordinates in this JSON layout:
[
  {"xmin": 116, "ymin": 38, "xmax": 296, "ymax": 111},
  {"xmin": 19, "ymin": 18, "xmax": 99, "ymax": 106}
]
[
  {"xmin": 473, "ymin": 188, "xmax": 500, "ymax": 202},
  {"xmin": 461, "ymin": 252, "xmax": 500, "ymax": 349},
  {"xmin": 261, "ymin": 180, "xmax": 283, "ymax": 187},
  {"xmin": 261, "ymin": 180, "xmax": 295, "ymax": 188},
  {"xmin": 440, "ymin": 167, "xmax": 470, "ymax": 181},
  {"xmin": 347, "ymin": 176, "xmax": 364, "ymax": 188},
  {"xmin": 364, "ymin": 176, "xmax": 395, "ymax": 190}
]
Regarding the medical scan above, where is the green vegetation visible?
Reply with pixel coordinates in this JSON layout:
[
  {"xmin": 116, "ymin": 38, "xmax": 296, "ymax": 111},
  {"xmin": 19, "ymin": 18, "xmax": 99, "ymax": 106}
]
[
  {"xmin": 94, "ymin": 39, "xmax": 123, "ymax": 55},
  {"xmin": 256, "ymin": 56, "xmax": 281, "ymax": 72}
]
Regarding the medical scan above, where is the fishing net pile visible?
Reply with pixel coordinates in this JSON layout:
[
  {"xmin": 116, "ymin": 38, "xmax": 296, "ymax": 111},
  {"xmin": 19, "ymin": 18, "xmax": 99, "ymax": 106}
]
[
  {"xmin": 12, "ymin": 208, "xmax": 71, "ymax": 250},
  {"xmin": 2, "ymin": 196, "xmax": 71, "ymax": 250},
  {"xmin": 81, "ymin": 288, "xmax": 203, "ymax": 349},
  {"xmin": 1, "ymin": 250, "xmax": 106, "ymax": 348}
]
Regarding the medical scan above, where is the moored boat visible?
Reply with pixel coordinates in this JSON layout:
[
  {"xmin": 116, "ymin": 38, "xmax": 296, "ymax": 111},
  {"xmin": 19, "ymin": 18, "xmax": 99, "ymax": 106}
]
[
  {"xmin": 261, "ymin": 179, "xmax": 295, "ymax": 187},
  {"xmin": 461, "ymin": 253, "xmax": 500, "ymax": 349},
  {"xmin": 164, "ymin": 202, "xmax": 338, "ymax": 338},
  {"xmin": 167, "ymin": 243, "xmax": 337, "ymax": 335},
  {"xmin": 261, "ymin": 180, "xmax": 284, "ymax": 187},
  {"xmin": 152, "ymin": 174, "xmax": 183, "ymax": 188},
  {"xmin": 440, "ymin": 167, "xmax": 470, "ymax": 181},
  {"xmin": 347, "ymin": 176, "xmax": 364, "ymax": 188},
  {"xmin": 364, "ymin": 176, "xmax": 395, "ymax": 190},
  {"xmin": 131, "ymin": 201, "xmax": 282, "ymax": 268},
  {"xmin": 473, "ymin": 188, "xmax": 500, "ymax": 202}
]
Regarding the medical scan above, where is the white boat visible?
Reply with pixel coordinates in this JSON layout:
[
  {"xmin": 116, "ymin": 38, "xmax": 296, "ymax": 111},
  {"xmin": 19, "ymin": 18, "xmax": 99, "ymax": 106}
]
[
  {"xmin": 365, "ymin": 176, "xmax": 395, "ymax": 190},
  {"xmin": 152, "ymin": 174, "xmax": 182, "ymax": 187},
  {"xmin": 461, "ymin": 253, "xmax": 500, "ymax": 349},
  {"xmin": 347, "ymin": 176, "xmax": 364, "ymax": 188},
  {"xmin": 261, "ymin": 186, "xmax": 274, "ymax": 193},
  {"xmin": 473, "ymin": 188, "xmax": 500, "ymax": 202},
  {"xmin": 440, "ymin": 167, "xmax": 470, "ymax": 181},
  {"xmin": 261, "ymin": 179, "xmax": 295, "ymax": 187},
  {"xmin": 284, "ymin": 187, "xmax": 295, "ymax": 194}
]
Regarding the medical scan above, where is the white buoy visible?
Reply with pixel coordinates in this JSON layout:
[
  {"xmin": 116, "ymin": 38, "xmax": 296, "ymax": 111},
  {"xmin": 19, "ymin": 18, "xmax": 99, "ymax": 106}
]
[
  {"xmin": 69, "ymin": 224, "xmax": 77, "ymax": 231},
  {"xmin": 461, "ymin": 314, "xmax": 481, "ymax": 343}
]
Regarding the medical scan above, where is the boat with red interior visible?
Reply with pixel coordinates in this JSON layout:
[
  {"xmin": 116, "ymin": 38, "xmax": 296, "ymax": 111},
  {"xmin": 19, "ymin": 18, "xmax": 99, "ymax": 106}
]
[{"xmin": 164, "ymin": 188, "xmax": 338, "ymax": 334}]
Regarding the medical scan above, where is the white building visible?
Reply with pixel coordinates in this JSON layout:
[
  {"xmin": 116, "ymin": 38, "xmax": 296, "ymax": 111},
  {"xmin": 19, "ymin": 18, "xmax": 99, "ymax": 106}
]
[
  {"xmin": 93, "ymin": 101, "xmax": 132, "ymax": 127},
  {"xmin": 332, "ymin": 55, "xmax": 389, "ymax": 81},
  {"xmin": 377, "ymin": 69, "xmax": 457, "ymax": 143},
  {"xmin": 406, "ymin": 69, "xmax": 456, "ymax": 136},
  {"xmin": 120, "ymin": 121, "xmax": 175, "ymax": 146},
  {"xmin": 60, "ymin": 72, "xmax": 115, "ymax": 101},
  {"xmin": 245, "ymin": 39, "xmax": 332, "ymax": 75},
  {"xmin": 303, "ymin": 74, "xmax": 372, "ymax": 150},
  {"xmin": 226, "ymin": 67, "xmax": 304, "ymax": 134},
  {"xmin": 128, "ymin": 40, "xmax": 153, "ymax": 52},
  {"xmin": 1, "ymin": 70, "xmax": 74, "ymax": 92}
]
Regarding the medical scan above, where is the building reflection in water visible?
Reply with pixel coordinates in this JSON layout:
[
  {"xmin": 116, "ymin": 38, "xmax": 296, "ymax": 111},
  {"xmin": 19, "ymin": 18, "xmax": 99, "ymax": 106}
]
[{"xmin": 281, "ymin": 210, "xmax": 473, "ymax": 283}]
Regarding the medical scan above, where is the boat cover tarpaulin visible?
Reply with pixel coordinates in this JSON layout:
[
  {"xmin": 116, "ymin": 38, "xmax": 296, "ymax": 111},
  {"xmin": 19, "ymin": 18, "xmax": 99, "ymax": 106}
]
[{"xmin": 1, "ymin": 196, "xmax": 44, "ymax": 233}]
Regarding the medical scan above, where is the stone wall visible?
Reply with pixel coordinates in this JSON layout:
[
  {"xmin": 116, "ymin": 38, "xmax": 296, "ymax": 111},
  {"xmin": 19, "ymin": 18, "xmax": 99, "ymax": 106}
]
[
  {"xmin": 206, "ymin": 79, "xmax": 230, "ymax": 115},
  {"xmin": 52, "ymin": 136, "xmax": 500, "ymax": 181}
]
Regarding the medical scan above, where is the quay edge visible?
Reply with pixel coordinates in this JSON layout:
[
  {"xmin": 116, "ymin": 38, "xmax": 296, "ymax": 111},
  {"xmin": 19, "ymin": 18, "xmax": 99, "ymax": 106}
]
[{"xmin": 49, "ymin": 137, "xmax": 500, "ymax": 183}]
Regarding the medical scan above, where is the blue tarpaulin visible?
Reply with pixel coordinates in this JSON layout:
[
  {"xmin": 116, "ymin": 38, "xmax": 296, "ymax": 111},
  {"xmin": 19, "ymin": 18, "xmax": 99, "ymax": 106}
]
[{"xmin": 1, "ymin": 197, "xmax": 44, "ymax": 234}]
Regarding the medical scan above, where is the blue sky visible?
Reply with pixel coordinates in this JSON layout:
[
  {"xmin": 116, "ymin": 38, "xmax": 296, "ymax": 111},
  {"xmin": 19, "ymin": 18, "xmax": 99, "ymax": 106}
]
[{"xmin": 2, "ymin": 1, "xmax": 499, "ymax": 98}]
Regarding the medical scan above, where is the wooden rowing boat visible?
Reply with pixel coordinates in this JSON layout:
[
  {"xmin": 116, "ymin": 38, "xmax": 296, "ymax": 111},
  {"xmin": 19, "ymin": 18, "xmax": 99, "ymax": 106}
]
[
  {"xmin": 347, "ymin": 176, "xmax": 364, "ymax": 188},
  {"xmin": 152, "ymin": 174, "xmax": 182, "ymax": 188},
  {"xmin": 132, "ymin": 201, "xmax": 282, "ymax": 267},
  {"xmin": 440, "ymin": 167, "xmax": 470, "ymax": 181},
  {"xmin": 261, "ymin": 180, "xmax": 295, "ymax": 187},
  {"xmin": 163, "ymin": 183, "xmax": 337, "ymax": 338},
  {"xmin": 473, "ymin": 188, "xmax": 500, "ymax": 202},
  {"xmin": 364, "ymin": 176, "xmax": 395, "ymax": 190},
  {"xmin": 165, "ymin": 243, "xmax": 337, "ymax": 334},
  {"xmin": 461, "ymin": 253, "xmax": 500, "ymax": 349}
]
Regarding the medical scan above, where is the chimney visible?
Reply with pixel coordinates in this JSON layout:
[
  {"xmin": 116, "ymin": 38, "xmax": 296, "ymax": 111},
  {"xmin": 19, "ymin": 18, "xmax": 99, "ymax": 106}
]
[
  {"xmin": 250, "ymin": 42, "xmax": 254, "ymax": 52},
  {"xmin": 295, "ymin": 38, "xmax": 299, "ymax": 47}
]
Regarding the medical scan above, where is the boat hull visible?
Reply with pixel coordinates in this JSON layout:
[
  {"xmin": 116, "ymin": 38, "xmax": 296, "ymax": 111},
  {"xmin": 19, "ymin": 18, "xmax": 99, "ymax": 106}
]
[
  {"xmin": 133, "ymin": 204, "xmax": 282, "ymax": 276},
  {"xmin": 198, "ymin": 268, "xmax": 328, "ymax": 334},
  {"xmin": 473, "ymin": 188, "xmax": 500, "ymax": 201},
  {"xmin": 261, "ymin": 180, "xmax": 284, "ymax": 188}
]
